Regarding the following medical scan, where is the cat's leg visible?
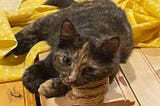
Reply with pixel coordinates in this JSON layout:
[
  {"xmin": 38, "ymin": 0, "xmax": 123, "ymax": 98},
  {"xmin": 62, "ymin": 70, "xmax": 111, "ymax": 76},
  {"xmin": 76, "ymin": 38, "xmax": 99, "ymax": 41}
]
[
  {"xmin": 13, "ymin": 28, "xmax": 39, "ymax": 55},
  {"xmin": 22, "ymin": 53, "xmax": 70, "ymax": 97},
  {"xmin": 38, "ymin": 78, "xmax": 70, "ymax": 97},
  {"xmin": 12, "ymin": 18, "xmax": 51, "ymax": 55},
  {"xmin": 22, "ymin": 53, "xmax": 55, "ymax": 94},
  {"xmin": 44, "ymin": 0, "xmax": 76, "ymax": 8}
]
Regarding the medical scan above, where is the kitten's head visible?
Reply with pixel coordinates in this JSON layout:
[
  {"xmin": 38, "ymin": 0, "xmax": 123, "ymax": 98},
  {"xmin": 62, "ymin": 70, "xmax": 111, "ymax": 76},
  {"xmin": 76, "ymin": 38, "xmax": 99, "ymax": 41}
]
[{"xmin": 52, "ymin": 19, "xmax": 120, "ymax": 86}]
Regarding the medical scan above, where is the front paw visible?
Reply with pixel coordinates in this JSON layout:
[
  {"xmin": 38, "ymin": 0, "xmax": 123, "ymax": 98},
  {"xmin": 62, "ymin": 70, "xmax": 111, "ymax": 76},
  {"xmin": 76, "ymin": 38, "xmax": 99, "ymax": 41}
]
[{"xmin": 38, "ymin": 78, "xmax": 70, "ymax": 98}]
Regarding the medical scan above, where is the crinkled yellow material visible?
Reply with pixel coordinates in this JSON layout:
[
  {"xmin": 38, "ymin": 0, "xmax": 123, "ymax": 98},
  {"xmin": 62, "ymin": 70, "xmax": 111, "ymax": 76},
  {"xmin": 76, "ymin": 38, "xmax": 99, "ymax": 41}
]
[
  {"xmin": 0, "ymin": 0, "xmax": 160, "ymax": 83},
  {"xmin": 0, "ymin": 0, "xmax": 57, "ymax": 82},
  {"xmin": 115, "ymin": 0, "xmax": 160, "ymax": 47}
]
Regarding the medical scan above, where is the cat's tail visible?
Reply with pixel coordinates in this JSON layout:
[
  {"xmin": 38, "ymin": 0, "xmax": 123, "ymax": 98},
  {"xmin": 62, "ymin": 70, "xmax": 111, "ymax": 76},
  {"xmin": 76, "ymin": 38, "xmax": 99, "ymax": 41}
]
[{"xmin": 44, "ymin": 0, "xmax": 77, "ymax": 8}]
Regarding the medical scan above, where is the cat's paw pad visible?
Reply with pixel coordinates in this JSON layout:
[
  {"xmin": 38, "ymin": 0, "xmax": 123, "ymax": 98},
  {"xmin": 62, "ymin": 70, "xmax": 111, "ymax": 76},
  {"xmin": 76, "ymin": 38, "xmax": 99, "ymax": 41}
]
[{"xmin": 38, "ymin": 79, "xmax": 58, "ymax": 97}]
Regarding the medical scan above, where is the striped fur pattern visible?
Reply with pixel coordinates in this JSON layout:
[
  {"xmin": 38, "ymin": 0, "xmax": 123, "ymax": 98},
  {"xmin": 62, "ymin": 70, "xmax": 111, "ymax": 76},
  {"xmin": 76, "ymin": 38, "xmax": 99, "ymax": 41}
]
[{"xmin": 14, "ymin": 0, "xmax": 133, "ymax": 97}]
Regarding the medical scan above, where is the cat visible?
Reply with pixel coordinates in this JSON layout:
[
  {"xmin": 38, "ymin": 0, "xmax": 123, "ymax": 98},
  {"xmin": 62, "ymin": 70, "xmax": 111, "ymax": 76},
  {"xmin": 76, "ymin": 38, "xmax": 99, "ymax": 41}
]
[{"xmin": 12, "ymin": 0, "xmax": 133, "ymax": 97}]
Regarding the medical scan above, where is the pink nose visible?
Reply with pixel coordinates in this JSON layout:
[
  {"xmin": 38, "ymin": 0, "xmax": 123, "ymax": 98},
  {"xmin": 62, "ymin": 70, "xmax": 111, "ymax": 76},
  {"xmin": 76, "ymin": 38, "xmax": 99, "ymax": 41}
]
[{"xmin": 67, "ymin": 76, "xmax": 76, "ymax": 83}]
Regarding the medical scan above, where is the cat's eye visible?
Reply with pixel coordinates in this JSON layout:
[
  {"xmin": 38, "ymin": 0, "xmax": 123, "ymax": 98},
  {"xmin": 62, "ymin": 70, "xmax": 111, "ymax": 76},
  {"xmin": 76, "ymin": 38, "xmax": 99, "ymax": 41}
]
[
  {"xmin": 62, "ymin": 56, "xmax": 71, "ymax": 66},
  {"xmin": 82, "ymin": 67, "xmax": 94, "ymax": 74}
]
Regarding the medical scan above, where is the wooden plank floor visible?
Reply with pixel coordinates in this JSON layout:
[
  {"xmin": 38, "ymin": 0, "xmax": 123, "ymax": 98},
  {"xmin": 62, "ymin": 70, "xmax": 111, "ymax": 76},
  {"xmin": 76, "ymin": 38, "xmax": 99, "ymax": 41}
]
[
  {"xmin": 0, "ymin": 48, "xmax": 160, "ymax": 106},
  {"xmin": 40, "ymin": 48, "xmax": 160, "ymax": 106},
  {"xmin": 121, "ymin": 48, "xmax": 160, "ymax": 106},
  {"xmin": 0, "ymin": 81, "xmax": 36, "ymax": 106}
]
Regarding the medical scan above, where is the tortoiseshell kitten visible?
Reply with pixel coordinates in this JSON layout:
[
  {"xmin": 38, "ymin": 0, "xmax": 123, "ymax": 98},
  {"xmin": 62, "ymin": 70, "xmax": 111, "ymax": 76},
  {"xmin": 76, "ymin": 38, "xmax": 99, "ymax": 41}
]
[{"xmin": 12, "ymin": 0, "xmax": 133, "ymax": 97}]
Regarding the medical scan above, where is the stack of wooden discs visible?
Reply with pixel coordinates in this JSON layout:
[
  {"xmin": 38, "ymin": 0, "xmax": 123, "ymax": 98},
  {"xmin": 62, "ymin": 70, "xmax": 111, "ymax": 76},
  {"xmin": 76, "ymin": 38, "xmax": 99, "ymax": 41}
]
[{"xmin": 66, "ymin": 78, "xmax": 109, "ymax": 106}]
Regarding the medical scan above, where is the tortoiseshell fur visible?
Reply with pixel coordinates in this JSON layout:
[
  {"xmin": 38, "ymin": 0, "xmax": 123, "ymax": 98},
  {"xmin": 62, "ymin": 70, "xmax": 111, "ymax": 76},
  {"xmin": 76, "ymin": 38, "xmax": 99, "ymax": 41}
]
[{"xmin": 12, "ymin": 0, "xmax": 132, "ymax": 97}]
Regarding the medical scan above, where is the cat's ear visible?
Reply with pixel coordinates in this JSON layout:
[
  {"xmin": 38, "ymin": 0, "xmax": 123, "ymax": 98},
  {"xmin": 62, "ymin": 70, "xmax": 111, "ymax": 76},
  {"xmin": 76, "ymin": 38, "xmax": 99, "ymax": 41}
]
[
  {"xmin": 95, "ymin": 37, "xmax": 120, "ymax": 58},
  {"xmin": 59, "ymin": 19, "xmax": 79, "ymax": 46}
]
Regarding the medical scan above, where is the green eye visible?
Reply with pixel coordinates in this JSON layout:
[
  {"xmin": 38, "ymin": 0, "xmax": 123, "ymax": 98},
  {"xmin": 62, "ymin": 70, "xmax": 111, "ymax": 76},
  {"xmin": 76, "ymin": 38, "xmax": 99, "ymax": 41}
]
[
  {"xmin": 62, "ymin": 56, "xmax": 71, "ymax": 66},
  {"xmin": 83, "ymin": 67, "xmax": 94, "ymax": 74}
]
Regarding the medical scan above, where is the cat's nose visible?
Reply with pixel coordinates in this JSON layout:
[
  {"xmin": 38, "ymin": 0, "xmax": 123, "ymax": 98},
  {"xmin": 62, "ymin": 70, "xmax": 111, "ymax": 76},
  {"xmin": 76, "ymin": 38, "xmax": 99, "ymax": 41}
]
[
  {"xmin": 67, "ymin": 70, "xmax": 78, "ymax": 83},
  {"xmin": 67, "ymin": 76, "xmax": 76, "ymax": 83}
]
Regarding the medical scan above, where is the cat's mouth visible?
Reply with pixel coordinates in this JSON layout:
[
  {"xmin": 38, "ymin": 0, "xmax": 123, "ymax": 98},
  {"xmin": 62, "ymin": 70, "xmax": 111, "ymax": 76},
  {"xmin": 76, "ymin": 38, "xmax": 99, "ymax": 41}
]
[
  {"xmin": 59, "ymin": 75, "xmax": 73, "ymax": 86},
  {"xmin": 59, "ymin": 74, "xmax": 105, "ymax": 87}
]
